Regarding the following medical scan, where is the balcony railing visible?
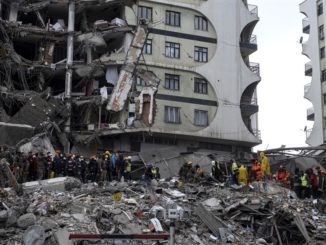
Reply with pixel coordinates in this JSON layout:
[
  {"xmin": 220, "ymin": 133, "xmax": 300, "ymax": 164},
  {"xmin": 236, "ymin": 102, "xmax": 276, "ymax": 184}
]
[
  {"xmin": 304, "ymin": 83, "xmax": 311, "ymax": 94},
  {"xmin": 252, "ymin": 128, "xmax": 261, "ymax": 140},
  {"xmin": 302, "ymin": 17, "xmax": 310, "ymax": 34},
  {"xmin": 242, "ymin": 96, "xmax": 258, "ymax": 105},
  {"xmin": 248, "ymin": 4, "xmax": 258, "ymax": 17},
  {"xmin": 249, "ymin": 62, "xmax": 260, "ymax": 76},
  {"xmin": 305, "ymin": 62, "xmax": 312, "ymax": 76},
  {"xmin": 305, "ymin": 128, "xmax": 312, "ymax": 139}
]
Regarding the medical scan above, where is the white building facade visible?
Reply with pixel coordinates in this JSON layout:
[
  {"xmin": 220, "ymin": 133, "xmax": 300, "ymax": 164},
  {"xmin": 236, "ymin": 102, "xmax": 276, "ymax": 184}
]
[
  {"xmin": 300, "ymin": 0, "xmax": 326, "ymax": 146},
  {"xmin": 115, "ymin": 0, "xmax": 262, "ymax": 153}
]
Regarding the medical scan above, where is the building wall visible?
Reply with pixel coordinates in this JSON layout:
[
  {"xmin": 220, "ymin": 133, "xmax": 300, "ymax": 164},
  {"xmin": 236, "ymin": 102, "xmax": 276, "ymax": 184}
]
[
  {"xmin": 125, "ymin": 0, "xmax": 261, "ymax": 150},
  {"xmin": 300, "ymin": 0, "xmax": 324, "ymax": 146}
]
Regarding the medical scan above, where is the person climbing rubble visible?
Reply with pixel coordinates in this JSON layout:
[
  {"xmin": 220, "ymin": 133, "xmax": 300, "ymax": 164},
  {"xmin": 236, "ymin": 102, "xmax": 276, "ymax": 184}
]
[
  {"xmin": 211, "ymin": 160, "xmax": 225, "ymax": 182},
  {"xmin": 194, "ymin": 164, "xmax": 204, "ymax": 183},
  {"xmin": 238, "ymin": 164, "xmax": 248, "ymax": 185},
  {"xmin": 275, "ymin": 165, "xmax": 290, "ymax": 187},
  {"xmin": 124, "ymin": 156, "xmax": 132, "ymax": 181},
  {"xmin": 231, "ymin": 159, "xmax": 239, "ymax": 184}
]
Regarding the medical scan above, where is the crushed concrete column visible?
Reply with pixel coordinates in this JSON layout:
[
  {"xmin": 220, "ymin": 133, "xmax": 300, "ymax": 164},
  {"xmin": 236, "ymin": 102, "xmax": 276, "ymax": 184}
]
[
  {"xmin": 64, "ymin": 0, "xmax": 75, "ymax": 153},
  {"xmin": 9, "ymin": 2, "xmax": 19, "ymax": 22}
]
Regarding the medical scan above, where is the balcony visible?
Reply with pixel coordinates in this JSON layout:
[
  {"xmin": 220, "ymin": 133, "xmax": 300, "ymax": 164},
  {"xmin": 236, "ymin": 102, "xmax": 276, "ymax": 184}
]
[
  {"xmin": 240, "ymin": 97, "xmax": 258, "ymax": 116},
  {"xmin": 240, "ymin": 35, "xmax": 257, "ymax": 56},
  {"xmin": 249, "ymin": 62, "xmax": 260, "ymax": 76},
  {"xmin": 302, "ymin": 18, "xmax": 310, "ymax": 34},
  {"xmin": 304, "ymin": 83, "xmax": 311, "ymax": 98},
  {"xmin": 305, "ymin": 62, "xmax": 312, "ymax": 76},
  {"xmin": 251, "ymin": 128, "xmax": 261, "ymax": 140},
  {"xmin": 307, "ymin": 107, "xmax": 314, "ymax": 121},
  {"xmin": 248, "ymin": 4, "xmax": 258, "ymax": 17},
  {"xmin": 305, "ymin": 128, "xmax": 312, "ymax": 139}
]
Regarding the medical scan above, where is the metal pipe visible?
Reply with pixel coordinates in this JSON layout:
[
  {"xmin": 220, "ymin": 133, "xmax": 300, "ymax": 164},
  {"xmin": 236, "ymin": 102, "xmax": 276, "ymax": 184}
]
[
  {"xmin": 64, "ymin": 0, "xmax": 75, "ymax": 153},
  {"xmin": 169, "ymin": 221, "xmax": 175, "ymax": 245}
]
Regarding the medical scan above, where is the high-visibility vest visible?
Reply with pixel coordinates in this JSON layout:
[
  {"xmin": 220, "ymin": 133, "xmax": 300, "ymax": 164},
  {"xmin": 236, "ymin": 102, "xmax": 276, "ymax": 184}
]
[
  {"xmin": 125, "ymin": 162, "xmax": 131, "ymax": 172},
  {"xmin": 232, "ymin": 162, "xmax": 238, "ymax": 172},
  {"xmin": 151, "ymin": 167, "xmax": 157, "ymax": 176},
  {"xmin": 300, "ymin": 174, "xmax": 308, "ymax": 187}
]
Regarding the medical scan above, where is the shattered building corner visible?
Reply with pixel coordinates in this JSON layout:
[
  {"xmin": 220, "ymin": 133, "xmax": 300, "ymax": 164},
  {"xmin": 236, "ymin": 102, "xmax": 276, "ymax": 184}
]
[{"xmin": 0, "ymin": 0, "xmax": 160, "ymax": 154}]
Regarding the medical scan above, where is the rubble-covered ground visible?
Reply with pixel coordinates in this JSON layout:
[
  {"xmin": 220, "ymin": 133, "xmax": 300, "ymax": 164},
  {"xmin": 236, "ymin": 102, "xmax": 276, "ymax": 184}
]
[{"xmin": 1, "ymin": 178, "xmax": 326, "ymax": 245}]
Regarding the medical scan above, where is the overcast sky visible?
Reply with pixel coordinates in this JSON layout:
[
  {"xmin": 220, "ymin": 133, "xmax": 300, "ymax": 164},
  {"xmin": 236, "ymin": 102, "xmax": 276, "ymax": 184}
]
[{"xmin": 249, "ymin": 0, "xmax": 312, "ymax": 151}]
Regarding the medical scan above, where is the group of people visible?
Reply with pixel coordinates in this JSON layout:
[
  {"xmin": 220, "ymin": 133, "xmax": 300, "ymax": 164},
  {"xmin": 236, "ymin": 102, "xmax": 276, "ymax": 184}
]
[
  {"xmin": 179, "ymin": 151, "xmax": 326, "ymax": 200},
  {"xmin": 0, "ymin": 150, "xmax": 134, "ymax": 186}
]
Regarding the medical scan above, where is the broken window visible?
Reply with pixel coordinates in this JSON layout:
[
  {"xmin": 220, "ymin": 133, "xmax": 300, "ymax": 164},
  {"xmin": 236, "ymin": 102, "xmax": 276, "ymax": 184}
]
[
  {"xmin": 143, "ymin": 39, "xmax": 152, "ymax": 54},
  {"xmin": 165, "ymin": 42, "xmax": 180, "ymax": 58},
  {"xmin": 138, "ymin": 6, "xmax": 153, "ymax": 22},
  {"xmin": 194, "ymin": 16, "xmax": 208, "ymax": 31},
  {"xmin": 194, "ymin": 110, "xmax": 208, "ymax": 126},
  {"xmin": 166, "ymin": 11, "xmax": 181, "ymax": 27},
  {"xmin": 165, "ymin": 74, "xmax": 180, "ymax": 90},
  {"xmin": 194, "ymin": 78, "xmax": 208, "ymax": 94},
  {"xmin": 194, "ymin": 46, "xmax": 208, "ymax": 62},
  {"xmin": 137, "ymin": 77, "xmax": 146, "ymax": 86},
  {"xmin": 164, "ymin": 106, "xmax": 180, "ymax": 123}
]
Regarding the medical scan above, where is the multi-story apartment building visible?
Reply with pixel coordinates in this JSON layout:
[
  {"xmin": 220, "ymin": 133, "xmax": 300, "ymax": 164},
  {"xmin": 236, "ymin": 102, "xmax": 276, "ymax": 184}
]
[
  {"xmin": 300, "ymin": 0, "xmax": 326, "ymax": 146},
  {"xmin": 120, "ymin": 0, "xmax": 261, "ymax": 153},
  {"xmin": 0, "ymin": 0, "xmax": 261, "ymax": 156}
]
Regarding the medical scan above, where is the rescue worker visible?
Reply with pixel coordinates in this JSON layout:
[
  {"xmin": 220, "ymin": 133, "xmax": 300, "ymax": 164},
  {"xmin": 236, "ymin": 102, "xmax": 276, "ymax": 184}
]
[
  {"xmin": 231, "ymin": 159, "xmax": 239, "ymax": 184},
  {"xmin": 45, "ymin": 152, "xmax": 53, "ymax": 179},
  {"xmin": 194, "ymin": 164, "xmax": 204, "ymax": 183},
  {"xmin": 28, "ymin": 153, "xmax": 38, "ymax": 181},
  {"xmin": 317, "ymin": 167, "xmax": 325, "ymax": 199},
  {"xmin": 250, "ymin": 159, "xmax": 261, "ymax": 182},
  {"xmin": 237, "ymin": 164, "xmax": 248, "ymax": 185},
  {"xmin": 124, "ymin": 156, "xmax": 132, "ymax": 181},
  {"xmin": 308, "ymin": 168, "xmax": 318, "ymax": 199},
  {"xmin": 110, "ymin": 152, "xmax": 117, "ymax": 180},
  {"xmin": 105, "ymin": 155, "xmax": 113, "ymax": 182},
  {"xmin": 259, "ymin": 151, "xmax": 270, "ymax": 182},
  {"xmin": 290, "ymin": 168, "xmax": 301, "ymax": 197},
  {"xmin": 66, "ymin": 154, "xmax": 74, "ymax": 177},
  {"xmin": 151, "ymin": 165, "xmax": 160, "ymax": 180},
  {"xmin": 88, "ymin": 156, "xmax": 98, "ymax": 182},
  {"xmin": 212, "ymin": 160, "xmax": 224, "ymax": 182},
  {"xmin": 300, "ymin": 171, "xmax": 309, "ymax": 199},
  {"xmin": 100, "ymin": 156, "xmax": 107, "ymax": 183},
  {"xmin": 275, "ymin": 165, "xmax": 290, "ymax": 187}
]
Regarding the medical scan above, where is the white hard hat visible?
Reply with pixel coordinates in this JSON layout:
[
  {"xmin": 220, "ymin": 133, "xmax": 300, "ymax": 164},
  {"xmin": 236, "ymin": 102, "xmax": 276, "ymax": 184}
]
[{"xmin": 211, "ymin": 160, "xmax": 215, "ymax": 166}]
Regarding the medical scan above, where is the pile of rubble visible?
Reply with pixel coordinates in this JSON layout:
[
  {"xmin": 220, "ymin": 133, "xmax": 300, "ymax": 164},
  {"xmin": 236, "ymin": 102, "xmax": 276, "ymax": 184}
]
[{"xmin": 0, "ymin": 177, "xmax": 326, "ymax": 245}]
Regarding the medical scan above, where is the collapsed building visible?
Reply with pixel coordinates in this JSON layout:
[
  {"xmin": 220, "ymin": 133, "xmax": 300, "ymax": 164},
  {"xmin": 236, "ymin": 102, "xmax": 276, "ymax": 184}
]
[{"xmin": 0, "ymin": 0, "xmax": 261, "ymax": 157}]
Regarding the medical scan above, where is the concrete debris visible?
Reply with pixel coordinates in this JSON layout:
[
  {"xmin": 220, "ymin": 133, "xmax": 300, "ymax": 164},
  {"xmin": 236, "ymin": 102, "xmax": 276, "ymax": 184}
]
[
  {"xmin": 0, "ymin": 0, "xmax": 160, "ymax": 153},
  {"xmin": 0, "ymin": 177, "xmax": 325, "ymax": 245}
]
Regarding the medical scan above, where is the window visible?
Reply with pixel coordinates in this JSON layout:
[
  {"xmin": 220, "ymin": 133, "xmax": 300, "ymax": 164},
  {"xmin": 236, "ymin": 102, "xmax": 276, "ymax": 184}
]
[
  {"xmin": 321, "ymin": 47, "xmax": 325, "ymax": 59},
  {"xmin": 318, "ymin": 3, "xmax": 323, "ymax": 16},
  {"xmin": 136, "ymin": 77, "xmax": 146, "ymax": 86},
  {"xmin": 194, "ymin": 78, "xmax": 208, "ymax": 94},
  {"xmin": 322, "ymin": 70, "xmax": 326, "ymax": 81},
  {"xmin": 165, "ymin": 106, "xmax": 180, "ymax": 123},
  {"xmin": 319, "ymin": 25, "xmax": 324, "ymax": 40},
  {"xmin": 166, "ymin": 11, "xmax": 181, "ymax": 26},
  {"xmin": 194, "ymin": 16, "xmax": 208, "ymax": 31},
  {"xmin": 194, "ymin": 110, "xmax": 208, "ymax": 126},
  {"xmin": 165, "ymin": 42, "xmax": 180, "ymax": 58},
  {"xmin": 143, "ymin": 39, "xmax": 152, "ymax": 54},
  {"xmin": 165, "ymin": 74, "xmax": 180, "ymax": 90},
  {"xmin": 138, "ymin": 6, "xmax": 152, "ymax": 21},
  {"xmin": 194, "ymin": 46, "xmax": 208, "ymax": 62}
]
